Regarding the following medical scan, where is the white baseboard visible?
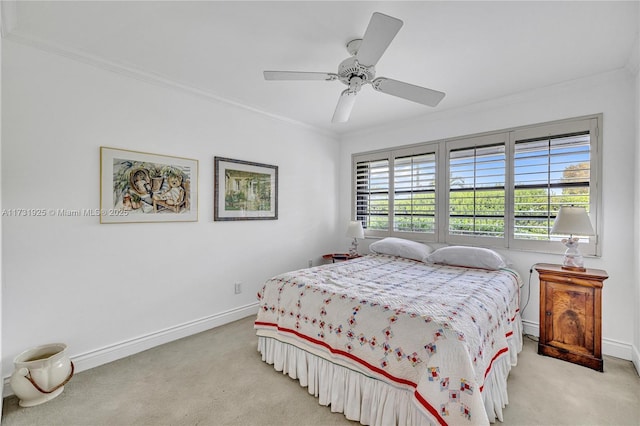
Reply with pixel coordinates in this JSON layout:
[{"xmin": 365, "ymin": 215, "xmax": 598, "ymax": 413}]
[
  {"xmin": 632, "ymin": 344, "xmax": 640, "ymax": 376},
  {"xmin": 521, "ymin": 319, "xmax": 634, "ymax": 361},
  {"xmin": 521, "ymin": 318, "xmax": 540, "ymax": 338},
  {"xmin": 5, "ymin": 308, "xmax": 635, "ymax": 397},
  {"xmin": 3, "ymin": 303, "xmax": 259, "ymax": 397}
]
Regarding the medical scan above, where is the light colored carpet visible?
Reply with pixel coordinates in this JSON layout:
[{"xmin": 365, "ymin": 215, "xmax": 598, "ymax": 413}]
[{"xmin": 2, "ymin": 316, "xmax": 639, "ymax": 425}]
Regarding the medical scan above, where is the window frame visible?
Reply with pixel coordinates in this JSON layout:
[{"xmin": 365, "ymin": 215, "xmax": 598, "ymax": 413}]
[
  {"xmin": 442, "ymin": 132, "xmax": 510, "ymax": 248},
  {"xmin": 508, "ymin": 118, "xmax": 600, "ymax": 255},
  {"xmin": 353, "ymin": 151, "xmax": 391, "ymax": 239},
  {"xmin": 351, "ymin": 114, "xmax": 602, "ymax": 256},
  {"xmin": 352, "ymin": 144, "xmax": 440, "ymax": 242}
]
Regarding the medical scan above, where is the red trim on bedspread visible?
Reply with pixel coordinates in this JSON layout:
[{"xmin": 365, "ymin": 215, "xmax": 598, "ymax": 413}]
[
  {"xmin": 504, "ymin": 311, "xmax": 519, "ymax": 339},
  {"xmin": 255, "ymin": 320, "xmax": 514, "ymax": 426},
  {"xmin": 414, "ymin": 389, "xmax": 449, "ymax": 426},
  {"xmin": 478, "ymin": 347, "xmax": 509, "ymax": 393},
  {"xmin": 254, "ymin": 321, "xmax": 417, "ymax": 388}
]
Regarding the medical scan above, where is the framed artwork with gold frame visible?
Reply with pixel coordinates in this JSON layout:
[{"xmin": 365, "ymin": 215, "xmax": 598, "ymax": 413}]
[
  {"xmin": 214, "ymin": 157, "xmax": 278, "ymax": 221},
  {"xmin": 100, "ymin": 147, "xmax": 198, "ymax": 223}
]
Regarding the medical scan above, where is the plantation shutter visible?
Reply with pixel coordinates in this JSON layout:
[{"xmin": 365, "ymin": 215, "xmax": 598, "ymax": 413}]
[
  {"xmin": 352, "ymin": 116, "xmax": 600, "ymax": 254},
  {"xmin": 393, "ymin": 153, "xmax": 436, "ymax": 233},
  {"xmin": 447, "ymin": 140, "xmax": 506, "ymax": 241},
  {"xmin": 513, "ymin": 132, "xmax": 591, "ymax": 240},
  {"xmin": 355, "ymin": 157, "xmax": 390, "ymax": 232}
]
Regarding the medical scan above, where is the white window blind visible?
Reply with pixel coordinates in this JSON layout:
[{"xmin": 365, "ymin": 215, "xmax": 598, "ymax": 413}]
[
  {"xmin": 510, "ymin": 118, "xmax": 598, "ymax": 254},
  {"xmin": 448, "ymin": 143, "xmax": 506, "ymax": 238},
  {"xmin": 393, "ymin": 153, "xmax": 436, "ymax": 233},
  {"xmin": 351, "ymin": 115, "xmax": 600, "ymax": 255},
  {"xmin": 355, "ymin": 157, "xmax": 390, "ymax": 231},
  {"xmin": 513, "ymin": 133, "xmax": 591, "ymax": 240}
]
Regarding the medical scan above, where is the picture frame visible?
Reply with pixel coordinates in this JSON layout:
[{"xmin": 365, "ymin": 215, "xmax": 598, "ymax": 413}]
[
  {"xmin": 214, "ymin": 157, "xmax": 278, "ymax": 221},
  {"xmin": 100, "ymin": 147, "xmax": 198, "ymax": 223}
]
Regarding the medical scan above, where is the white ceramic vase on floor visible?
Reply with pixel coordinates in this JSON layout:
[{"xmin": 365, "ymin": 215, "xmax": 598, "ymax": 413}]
[{"xmin": 10, "ymin": 343, "xmax": 74, "ymax": 407}]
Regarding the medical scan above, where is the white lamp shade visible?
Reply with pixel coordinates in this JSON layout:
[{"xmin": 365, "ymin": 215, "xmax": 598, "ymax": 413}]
[
  {"xmin": 346, "ymin": 221, "xmax": 364, "ymax": 239},
  {"xmin": 551, "ymin": 206, "xmax": 594, "ymax": 236}
]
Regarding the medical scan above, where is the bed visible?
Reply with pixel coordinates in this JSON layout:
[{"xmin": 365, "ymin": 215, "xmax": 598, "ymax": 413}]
[{"xmin": 254, "ymin": 243, "xmax": 522, "ymax": 426}]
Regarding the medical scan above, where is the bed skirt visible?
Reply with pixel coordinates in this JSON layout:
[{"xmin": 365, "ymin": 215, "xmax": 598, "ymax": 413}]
[{"xmin": 257, "ymin": 316, "xmax": 522, "ymax": 426}]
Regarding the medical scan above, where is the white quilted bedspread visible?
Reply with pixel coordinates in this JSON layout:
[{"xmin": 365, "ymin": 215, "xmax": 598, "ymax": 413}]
[{"xmin": 255, "ymin": 254, "xmax": 521, "ymax": 425}]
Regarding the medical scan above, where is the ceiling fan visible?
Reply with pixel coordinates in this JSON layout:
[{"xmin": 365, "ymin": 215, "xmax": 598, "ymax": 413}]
[{"xmin": 264, "ymin": 12, "xmax": 445, "ymax": 123}]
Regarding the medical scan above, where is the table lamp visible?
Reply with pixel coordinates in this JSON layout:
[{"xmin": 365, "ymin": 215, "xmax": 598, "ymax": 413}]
[
  {"xmin": 346, "ymin": 221, "xmax": 364, "ymax": 256},
  {"xmin": 550, "ymin": 206, "xmax": 594, "ymax": 272}
]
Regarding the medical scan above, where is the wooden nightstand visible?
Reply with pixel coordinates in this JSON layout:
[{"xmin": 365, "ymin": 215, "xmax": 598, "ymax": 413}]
[{"xmin": 535, "ymin": 263, "xmax": 608, "ymax": 371}]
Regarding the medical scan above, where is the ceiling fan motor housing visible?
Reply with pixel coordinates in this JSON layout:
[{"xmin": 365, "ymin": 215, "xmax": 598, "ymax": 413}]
[{"xmin": 337, "ymin": 56, "xmax": 375, "ymax": 88}]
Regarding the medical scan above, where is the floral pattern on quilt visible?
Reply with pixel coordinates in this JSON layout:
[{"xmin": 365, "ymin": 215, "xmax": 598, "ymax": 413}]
[{"xmin": 255, "ymin": 254, "xmax": 521, "ymax": 425}]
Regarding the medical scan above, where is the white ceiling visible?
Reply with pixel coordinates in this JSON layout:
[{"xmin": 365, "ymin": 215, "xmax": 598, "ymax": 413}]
[{"xmin": 3, "ymin": 1, "xmax": 639, "ymax": 135}]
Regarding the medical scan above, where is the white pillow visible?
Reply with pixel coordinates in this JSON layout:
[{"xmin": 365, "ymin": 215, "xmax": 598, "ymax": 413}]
[
  {"xmin": 425, "ymin": 246, "xmax": 507, "ymax": 270},
  {"xmin": 369, "ymin": 237, "xmax": 433, "ymax": 261}
]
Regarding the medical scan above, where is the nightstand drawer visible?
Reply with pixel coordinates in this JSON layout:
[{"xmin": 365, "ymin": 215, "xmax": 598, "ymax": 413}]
[{"xmin": 537, "ymin": 272, "xmax": 603, "ymax": 289}]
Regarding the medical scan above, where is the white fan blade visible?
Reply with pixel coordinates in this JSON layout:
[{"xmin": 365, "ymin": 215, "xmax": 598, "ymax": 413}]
[
  {"xmin": 372, "ymin": 78, "xmax": 445, "ymax": 107},
  {"xmin": 332, "ymin": 90, "xmax": 357, "ymax": 123},
  {"xmin": 355, "ymin": 12, "xmax": 403, "ymax": 66},
  {"xmin": 264, "ymin": 71, "xmax": 337, "ymax": 81}
]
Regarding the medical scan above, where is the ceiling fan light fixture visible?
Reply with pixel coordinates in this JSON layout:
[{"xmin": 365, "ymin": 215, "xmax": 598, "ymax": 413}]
[{"xmin": 347, "ymin": 76, "xmax": 364, "ymax": 93}]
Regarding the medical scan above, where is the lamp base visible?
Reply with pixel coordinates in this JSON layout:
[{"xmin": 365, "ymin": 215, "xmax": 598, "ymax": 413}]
[
  {"xmin": 561, "ymin": 237, "xmax": 586, "ymax": 272},
  {"xmin": 348, "ymin": 238, "xmax": 359, "ymax": 256}
]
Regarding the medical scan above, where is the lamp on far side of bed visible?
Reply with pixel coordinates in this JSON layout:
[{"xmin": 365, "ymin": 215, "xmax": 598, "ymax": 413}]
[
  {"xmin": 346, "ymin": 221, "xmax": 364, "ymax": 256},
  {"xmin": 551, "ymin": 206, "xmax": 595, "ymax": 272}
]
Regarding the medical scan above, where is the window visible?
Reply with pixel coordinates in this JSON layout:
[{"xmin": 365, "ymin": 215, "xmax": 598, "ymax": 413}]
[
  {"xmin": 394, "ymin": 152, "xmax": 436, "ymax": 233},
  {"xmin": 352, "ymin": 116, "xmax": 601, "ymax": 254},
  {"xmin": 354, "ymin": 146, "xmax": 437, "ymax": 239},
  {"xmin": 355, "ymin": 155, "xmax": 389, "ymax": 232},
  {"xmin": 447, "ymin": 134, "xmax": 506, "ymax": 243},
  {"xmin": 510, "ymin": 119, "xmax": 598, "ymax": 254}
]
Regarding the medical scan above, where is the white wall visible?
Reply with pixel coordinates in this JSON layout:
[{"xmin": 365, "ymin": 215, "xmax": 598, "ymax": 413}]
[
  {"xmin": 1, "ymin": 39, "xmax": 341, "ymax": 378},
  {"xmin": 339, "ymin": 69, "xmax": 637, "ymax": 360}
]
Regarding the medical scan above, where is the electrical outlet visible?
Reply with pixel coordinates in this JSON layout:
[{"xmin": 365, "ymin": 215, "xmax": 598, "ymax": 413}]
[
  {"xmin": 234, "ymin": 282, "xmax": 242, "ymax": 294},
  {"xmin": 308, "ymin": 259, "xmax": 313, "ymax": 268}
]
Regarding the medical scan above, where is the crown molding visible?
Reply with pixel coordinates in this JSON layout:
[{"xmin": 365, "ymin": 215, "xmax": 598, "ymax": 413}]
[{"xmin": 341, "ymin": 68, "xmax": 630, "ymax": 141}]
